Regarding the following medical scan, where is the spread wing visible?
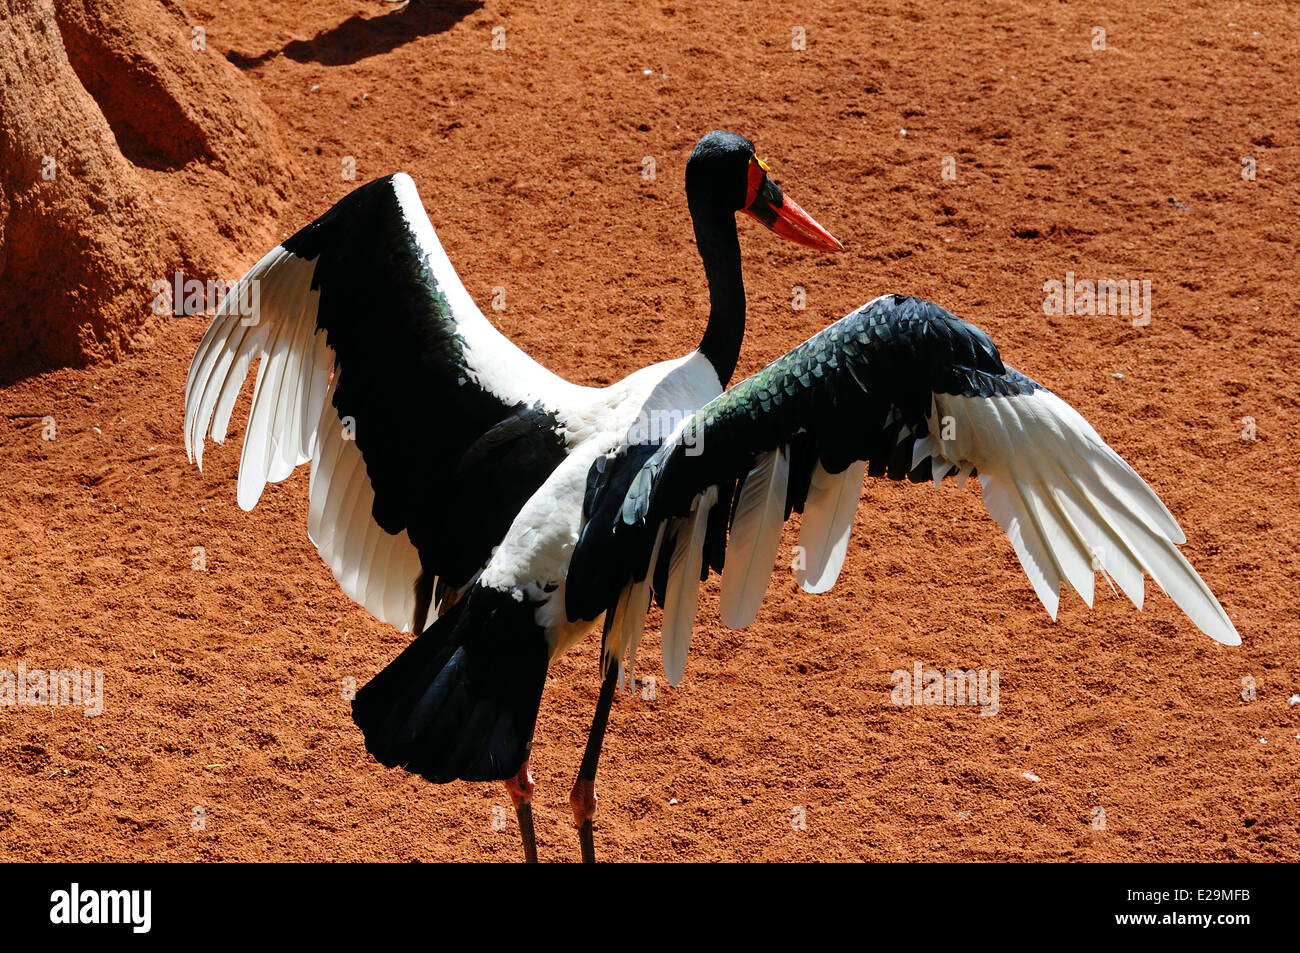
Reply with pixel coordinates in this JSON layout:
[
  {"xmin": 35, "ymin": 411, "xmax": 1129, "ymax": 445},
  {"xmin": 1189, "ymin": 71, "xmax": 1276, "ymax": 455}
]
[
  {"xmin": 567, "ymin": 294, "xmax": 1238, "ymax": 685},
  {"xmin": 185, "ymin": 173, "xmax": 594, "ymax": 631}
]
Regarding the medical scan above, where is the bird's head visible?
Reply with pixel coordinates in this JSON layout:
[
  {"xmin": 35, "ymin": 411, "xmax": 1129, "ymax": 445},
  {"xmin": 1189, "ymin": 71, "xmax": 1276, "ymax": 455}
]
[{"xmin": 685, "ymin": 130, "xmax": 844, "ymax": 252}]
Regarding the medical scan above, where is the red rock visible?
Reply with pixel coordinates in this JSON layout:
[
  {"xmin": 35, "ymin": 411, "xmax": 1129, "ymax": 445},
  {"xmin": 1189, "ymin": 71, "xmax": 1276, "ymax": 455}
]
[{"xmin": 0, "ymin": 0, "xmax": 294, "ymax": 382}]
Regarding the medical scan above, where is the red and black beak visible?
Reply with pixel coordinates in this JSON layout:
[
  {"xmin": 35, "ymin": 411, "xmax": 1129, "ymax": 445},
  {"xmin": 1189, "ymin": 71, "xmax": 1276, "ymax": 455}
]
[{"xmin": 741, "ymin": 154, "xmax": 844, "ymax": 251}]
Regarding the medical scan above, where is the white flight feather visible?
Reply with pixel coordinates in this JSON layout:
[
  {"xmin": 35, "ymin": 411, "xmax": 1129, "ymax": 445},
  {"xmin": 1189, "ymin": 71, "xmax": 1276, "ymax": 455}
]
[
  {"xmin": 928, "ymin": 388, "xmax": 1238, "ymax": 645},
  {"xmin": 608, "ymin": 523, "xmax": 665, "ymax": 691},
  {"xmin": 605, "ymin": 580, "xmax": 635, "ymax": 679},
  {"xmin": 796, "ymin": 460, "xmax": 866, "ymax": 594},
  {"xmin": 184, "ymin": 241, "xmax": 425, "ymax": 632},
  {"xmin": 661, "ymin": 488, "xmax": 717, "ymax": 686},
  {"xmin": 719, "ymin": 447, "xmax": 790, "ymax": 628}
]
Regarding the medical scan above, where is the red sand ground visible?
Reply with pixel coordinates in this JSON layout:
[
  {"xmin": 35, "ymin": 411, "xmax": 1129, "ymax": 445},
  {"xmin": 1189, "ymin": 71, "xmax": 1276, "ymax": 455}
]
[{"xmin": 1, "ymin": 0, "xmax": 1297, "ymax": 861}]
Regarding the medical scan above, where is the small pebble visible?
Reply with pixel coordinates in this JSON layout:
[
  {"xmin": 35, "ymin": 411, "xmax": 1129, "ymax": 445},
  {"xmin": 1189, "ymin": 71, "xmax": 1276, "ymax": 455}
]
[{"xmin": 1022, "ymin": 771, "xmax": 1041, "ymax": 782}]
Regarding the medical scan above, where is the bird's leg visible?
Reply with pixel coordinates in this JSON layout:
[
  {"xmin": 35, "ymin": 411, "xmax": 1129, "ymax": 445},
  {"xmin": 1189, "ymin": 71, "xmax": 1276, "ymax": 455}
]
[
  {"xmin": 503, "ymin": 754, "xmax": 538, "ymax": 864},
  {"xmin": 571, "ymin": 660, "xmax": 620, "ymax": 863}
]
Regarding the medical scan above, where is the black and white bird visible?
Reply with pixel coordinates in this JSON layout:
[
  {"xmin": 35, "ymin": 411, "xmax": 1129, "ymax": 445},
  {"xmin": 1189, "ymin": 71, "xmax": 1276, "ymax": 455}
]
[{"xmin": 185, "ymin": 130, "xmax": 1238, "ymax": 863}]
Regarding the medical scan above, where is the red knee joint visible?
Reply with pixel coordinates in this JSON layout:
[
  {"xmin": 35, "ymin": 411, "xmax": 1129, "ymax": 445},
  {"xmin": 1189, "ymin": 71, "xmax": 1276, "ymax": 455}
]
[
  {"xmin": 504, "ymin": 760, "xmax": 535, "ymax": 809},
  {"xmin": 569, "ymin": 778, "xmax": 597, "ymax": 827}
]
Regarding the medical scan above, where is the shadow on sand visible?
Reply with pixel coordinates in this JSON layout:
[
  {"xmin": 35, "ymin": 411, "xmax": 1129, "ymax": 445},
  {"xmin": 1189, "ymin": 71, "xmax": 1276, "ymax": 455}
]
[{"xmin": 227, "ymin": 1, "xmax": 485, "ymax": 70}]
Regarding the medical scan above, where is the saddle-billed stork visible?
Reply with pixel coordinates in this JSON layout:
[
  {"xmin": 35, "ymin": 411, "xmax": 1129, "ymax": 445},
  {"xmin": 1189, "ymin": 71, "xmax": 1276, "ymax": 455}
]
[{"xmin": 185, "ymin": 130, "xmax": 1238, "ymax": 862}]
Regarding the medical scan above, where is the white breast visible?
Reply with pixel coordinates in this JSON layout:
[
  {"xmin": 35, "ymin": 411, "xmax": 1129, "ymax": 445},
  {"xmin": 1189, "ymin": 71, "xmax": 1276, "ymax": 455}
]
[{"xmin": 477, "ymin": 351, "xmax": 722, "ymax": 657}]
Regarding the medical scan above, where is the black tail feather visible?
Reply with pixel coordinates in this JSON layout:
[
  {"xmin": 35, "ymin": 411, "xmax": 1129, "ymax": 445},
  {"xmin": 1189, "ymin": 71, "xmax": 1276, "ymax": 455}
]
[{"xmin": 352, "ymin": 589, "xmax": 550, "ymax": 783}]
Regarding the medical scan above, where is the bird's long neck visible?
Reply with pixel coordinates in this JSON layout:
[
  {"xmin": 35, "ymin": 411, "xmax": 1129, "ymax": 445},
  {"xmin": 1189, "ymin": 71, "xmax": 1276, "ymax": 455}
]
[{"xmin": 691, "ymin": 202, "xmax": 745, "ymax": 386}]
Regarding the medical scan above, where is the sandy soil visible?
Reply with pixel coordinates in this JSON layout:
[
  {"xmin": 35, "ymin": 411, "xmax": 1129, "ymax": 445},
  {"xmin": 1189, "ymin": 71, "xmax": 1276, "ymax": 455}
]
[{"xmin": 1, "ymin": 0, "xmax": 1297, "ymax": 861}]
